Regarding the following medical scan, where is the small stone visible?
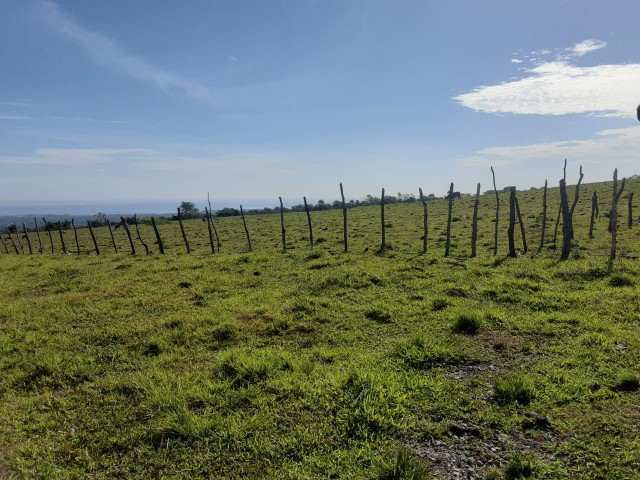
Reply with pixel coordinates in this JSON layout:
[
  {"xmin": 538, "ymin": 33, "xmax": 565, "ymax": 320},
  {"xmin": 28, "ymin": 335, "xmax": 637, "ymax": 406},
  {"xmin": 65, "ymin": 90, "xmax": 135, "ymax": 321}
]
[
  {"xmin": 524, "ymin": 411, "xmax": 552, "ymax": 429},
  {"xmin": 615, "ymin": 343, "xmax": 629, "ymax": 350}
]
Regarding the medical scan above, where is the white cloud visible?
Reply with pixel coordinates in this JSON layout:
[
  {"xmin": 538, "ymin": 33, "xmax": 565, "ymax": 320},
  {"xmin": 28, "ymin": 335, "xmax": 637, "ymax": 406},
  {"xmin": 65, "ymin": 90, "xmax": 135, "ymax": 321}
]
[
  {"xmin": 0, "ymin": 148, "xmax": 157, "ymax": 165},
  {"xmin": 460, "ymin": 126, "xmax": 640, "ymax": 168},
  {"xmin": 454, "ymin": 40, "xmax": 640, "ymax": 118},
  {"xmin": 0, "ymin": 115, "xmax": 33, "ymax": 120},
  {"xmin": 34, "ymin": 1, "xmax": 216, "ymax": 105}
]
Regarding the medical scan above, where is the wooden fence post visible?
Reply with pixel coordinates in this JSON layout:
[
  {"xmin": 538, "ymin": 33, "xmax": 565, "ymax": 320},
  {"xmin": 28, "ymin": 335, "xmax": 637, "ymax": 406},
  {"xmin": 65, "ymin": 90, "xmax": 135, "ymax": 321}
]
[
  {"xmin": 508, "ymin": 187, "xmax": 517, "ymax": 257},
  {"xmin": 340, "ymin": 183, "xmax": 348, "ymax": 253},
  {"xmin": 0, "ymin": 235, "xmax": 9, "ymax": 254},
  {"xmin": 471, "ymin": 183, "xmax": 480, "ymax": 257},
  {"xmin": 540, "ymin": 180, "xmax": 547, "ymax": 250},
  {"xmin": 71, "ymin": 219, "xmax": 80, "ymax": 254},
  {"xmin": 177, "ymin": 208, "xmax": 191, "ymax": 254},
  {"xmin": 239, "ymin": 205, "xmax": 252, "ymax": 252},
  {"xmin": 628, "ymin": 192, "xmax": 634, "ymax": 228},
  {"xmin": 207, "ymin": 193, "xmax": 221, "ymax": 252},
  {"xmin": 608, "ymin": 169, "xmax": 626, "ymax": 269},
  {"xmin": 419, "ymin": 187, "xmax": 428, "ymax": 255},
  {"xmin": 106, "ymin": 219, "xmax": 118, "ymax": 253},
  {"xmin": 380, "ymin": 188, "xmax": 386, "ymax": 251},
  {"xmin": 120, "ymin": 217, "xmax": 136, "ymax": 255},
  {"xmin": 22, "ymin": 223, "xmax": 33, "ymax": 254},
  {"xmin": 515, "ymin": 196, "xmax": 527, "ymax": 254},
  {"xmin": 43, "ymin": 217, "xmax": 54, "ymax": 253},
  {"xmin": 151, "ymin": 217, "xmax": 165, "ymax": 254},
  {"xmin": 303, "ymin": 196, "xmax": 313, "ymax": 248},
  {"xmin": 445, "ymin": 182, "xmax": 454, "ymax": 257},
  {"xmin": 553, "ymin": 159, "xmax": 567, "ymax": 247},
  {"xmin": 491, "ymin": 166, "xmax": 499, "ymax": 256},
  {"xmin": 58, "ymin": 221, "xmax": 67, "ymax": 254},
  {"xmin": 13, "ymin": 222, "xmax": 24, "ymax": 253},
  {"xmin": 87, "ymin": 221, "xmax": 100, "ymax": 255},
  {"xmin": 33, "ymin": 218, "xmax": 43, "ymax": 254},
  {"xmin": 559, "ymin": 179, "xmax": 572, "ymax": 260},
  {"xmin": 589, "ymin": 192, "xmax": 598, "ymax": 238},
  {"xmin": 204, "ymin": 207, "xmax": 216, "ymax": 253},
  {"xmin": 568, "ymin": 165, "xmax": 584, "ymax": 242},
  {"xmin": 133, "ymin": 215, "xmax": 149, "ymax": 254},
  {"xmin": 279, "ymin": 197, "xmax": 286, "ymax": 251},
  {"xmin": 7, "ymin": 232, "xmax": 19, "ymax": 254}
]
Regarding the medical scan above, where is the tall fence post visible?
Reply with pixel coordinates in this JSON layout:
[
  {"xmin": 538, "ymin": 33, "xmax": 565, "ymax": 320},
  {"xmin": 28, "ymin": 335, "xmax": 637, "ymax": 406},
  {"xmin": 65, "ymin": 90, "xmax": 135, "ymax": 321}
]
[
  {"xmin": 589, "ymin": 192, "xmax": 599, "ymax": 238},
  {"xmin": 120, "ymin": 217, "xmax": 136, "ymax": 255},
  {"xmin": 33, "ymin": 218, "xmax": 43, "ymax": 254},
  {"xmin": 553, "ymin": 159, "xmax": 567, "ymax": 248},
  {"xmin": 419, "ymin": 187, "xmax": 428, "ymax": 255},
  {"xmin": 22, "ymin": 223, "xmax": 33, "ymax": 254},
  {"xmin": 540, "ymin": 180, "xmax": 548, "ymax": 250},
  {"xmin": 87, "ymin": 221, "xmax": 100, "ymax": 255},
  {"xmin": 303, "ymin": 196, "xmax": 313, "ymax": 248},
  {"xmin": 58, "ymin": 221, "xmax": 67, "ymax": 254},
  {"xmin": 380, "ymin": 187, "xmax": 386, "ymax": 251},
  {"xmin": 7, "ymin": 232, "xmax": 19, "ymax": 254},
  {"xmin": 491, "ymin": 166, "xmax": 499, "ymax": 256},
  {"xmin": 471, "ymin": 183, "xmax": 480, "ymax": 257},
  {"xmin": 515, "ymin": 196, "xmax": 527, "ymax": 254},
  {"xmin": 628, "ymin": 192, "xmax": 634, "ymax": 228},
  {"xmin": 43, "ymin": 217, "xmax": 54, "ymax": 253},
  {"xmin": 151, "ymin": 217, "xmax": 165, "ymax": 254},
  {"xmin": 208, "ymin": 193, "xmax": 221, "ymax": 252},
  {"xmin": 177, "ymin": 208, "xmax": 191, "ymax": 254},
  {"xmin": 13, "ymin": 222, "xmax": 24, "ymax": 253},
  {"xmin": 608, "ymin": 169, "xmax": 626, "ymax": 269},
  {"xmin": 106, "ymin": 219, "xmax": 118, "ymax": 253},
  {"xmin": 568, "ymin": 165, "xmax": 584, "ymax": 242},
  {"xmin": 559, "ymin": 179, "xmax": 572, "ymax": 260},
  {"xmin": 508, "ymin": 187, "xmax": 517, "ymax": 257},
  {"xmin": 279, "ymin": 197, "xmax": 286, "ymax": 252},
  {"xmin": 240, "ymin": 205, "xmax": 252, "ymax": 252},
  {"xmin": 133, "ymin": 214, "xmax": 149, "ymax": 254},
  {"xmin": 71, "ymin": 218, "xmax": 80, "ymax": 254},
  {"xmin": 445, "ymin": 182, "xmax": 454, "ymax": 257},
  {"xmin": 0, "ymin": 235, "xmax": 9, "ymax": 254},
  {"xmin": 205, "ymin": 207, "xmax": 216, "ymax": 253},
  {"xmin": 340, "ymin": 183, "xmax": 348, "ymax": 253}
]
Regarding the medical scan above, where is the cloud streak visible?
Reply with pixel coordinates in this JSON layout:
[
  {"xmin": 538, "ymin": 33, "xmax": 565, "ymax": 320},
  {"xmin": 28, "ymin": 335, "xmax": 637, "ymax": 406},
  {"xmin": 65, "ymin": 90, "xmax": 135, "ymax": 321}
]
[
  {"xmin": 34, "ymin": 1, "xmax": 216, "ymax": 105},
  {"xmin": 455, "ymin": 39, "xmax": 640, "ymax": 118}
]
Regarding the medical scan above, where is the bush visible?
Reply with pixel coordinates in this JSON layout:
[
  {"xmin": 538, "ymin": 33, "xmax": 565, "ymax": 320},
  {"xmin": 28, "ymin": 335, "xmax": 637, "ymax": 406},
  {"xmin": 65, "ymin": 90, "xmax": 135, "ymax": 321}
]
[
  {"xmin": 493, "ymin": 374, "xmax": 536, "ymax": 406},
  {"xmin": 452, "ymin": 313, "xmax": 482, "ymax": 335}
]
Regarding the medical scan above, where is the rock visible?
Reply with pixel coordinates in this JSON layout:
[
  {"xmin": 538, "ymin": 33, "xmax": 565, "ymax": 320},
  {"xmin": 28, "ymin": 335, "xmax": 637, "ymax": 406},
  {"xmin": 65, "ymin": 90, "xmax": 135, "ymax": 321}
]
[
  {"xmin": 524, "ymin": 411, "xmax": 552, "ymax": 430},
  {"xmin": 615, "ymin": 343, "xmax": 629, "ymax": 350},
  {"xmin": 448, "ymin": 424, "xmax": 482, "ymax": 437}
]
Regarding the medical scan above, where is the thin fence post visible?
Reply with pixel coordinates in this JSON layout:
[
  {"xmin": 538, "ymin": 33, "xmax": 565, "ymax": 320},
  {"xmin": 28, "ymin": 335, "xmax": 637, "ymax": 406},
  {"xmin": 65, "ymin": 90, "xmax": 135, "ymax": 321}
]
[
  {"xmin": 43, "ymin": 217, "xmax": 54, "ymax": 253},
  {"xmin": 240, "ymin": 205, "xmax": 252, "ymax": 252},
  {"xmin": 553, "ymin": 159, "xmax": 568, "ymax": 248},
  {"xmin": 208, "ymin": 193, "xmax": 221, "ymax": 252},
  {"xmin": 445, "ymin": 182, "xmax": 454, "ymax": 257},
  {"xmin": 22, "ymin": 223, "xmax": 33, "ymax": 254},
  {"xmin": 589, "ymin": 192, "xmax": 598, "ymax": 238},
  {"xmin": 628, "ymin": 192, "xmax": 634, "ymax": 228},
  {"xmin": 205, "ymin": 207, "xmax": 216, "ymax": 253},
  {"xmin": 380, "ymin": 188, "xmax": 386, "ymax": 251},
  {"xmin": 419, "ymin": 187, "xmax": 428, "ymax": 255},
  {"xmin": 87, "ymin": 221, "xmax": 100, "ymax": 255},
  {"xmin": 13, "ymin": 222, "xmax": 24, "ymax": 253},
  {"xmin": 0, "ymin": 235, "xmax": 9, "ymax": 254},
  {"xmin": 133, "ymin": 214, "xmax": 149, "ymax": 254},
  {"xmin": 515, "ymin": 196, "xmax": 527, "ymax": 254},
  {"xmin": 33, "ymin": 218, "xmax": 43, "ymax": 254},
  {"xmin": 568, "ymin": 165, "xmax": 584, "ymax": 242},
  {"xmin": 120, "ymin": 217, "xmax": 136, "ymax": 255},
  {"xmin": 303, "ymin": 196, "xmax": 313, "ymax": 248},
  {"xmin": 559, "ymin": 179, "xmax": 572, "ymax": 260},
  {"xmin": 71, "ymin": 218, "xmax": 80, "ymax": 254},
  {"xmin": 151, "ymin": 217, "xmax": 165, "ymax": 254},
  {"xmin": 471, "ymin": 183, "xmax": 480, "ymax": 257},
  {"xmin": 508, "ymin": 187, "xmax": 517, "ymax": 257},
  {"xmin": 58, "ymin": 221, "xmax": 67, "ymax": 254},
  {"xmin": 7, "ymin": 232, "xmax": 19, "ymax": 254},
  {"xmin": 279, "ymin": 197, "xmax": 286, "ymax": 252},
  {"xmin": 540, "ymin": 180, "xmax": 547, "ymax": 250},
  {"xmin": 608, "ymin": 169, "xmax": 626, "ymax": 269},
  {"xmin": 106, "ymin": 219, "xmax": 118, "ymax": 253},
  {"xmin": 491, "ymin": 166, "xmax": 499, "ymax": 256},
  {"xmin": 340, "ymin": 183, "xmax": 348, "ymax": 253},
  {"xmin": 177, "ymin": 208, "xmax": 191, "ymax": 254}
]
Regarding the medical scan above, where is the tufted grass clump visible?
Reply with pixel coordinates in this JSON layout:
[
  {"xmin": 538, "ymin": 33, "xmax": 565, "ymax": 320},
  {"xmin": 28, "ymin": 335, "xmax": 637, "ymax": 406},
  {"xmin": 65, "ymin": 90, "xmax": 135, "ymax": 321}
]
[
  {"xmin": 365, "ymin": 302, "xmax": 392, "ymax": 323},
  {"xmin": 394, "ymin": 334, "xmax": 480, "ymax": 369},
  {"xmin": 609, "ymin": 273, "xmax": 635, "ymax": 287},
  {"xmin": 493, "ymin": 373, "xmax": 536, "ymax": 406},
  {"xmin": 503, "ymin": 452, "xmax": 541, "ymax": 479},
  {"xmin": 377, "ymin": 448, "xmax": 430, "ymax": 480},
  {"xmin": 452, "ymin": 312, "xmax": 482, "ymax": 335},
  {"xmin": 613, "ymin": 373, "xmax": 640, "ymax": 392}
]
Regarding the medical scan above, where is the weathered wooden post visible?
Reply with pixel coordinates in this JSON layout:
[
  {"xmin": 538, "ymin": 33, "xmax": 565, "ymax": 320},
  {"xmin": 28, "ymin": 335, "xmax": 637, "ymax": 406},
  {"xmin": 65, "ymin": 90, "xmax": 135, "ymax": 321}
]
[
  {"xmin": 22, "ymin": 223, "xmax": 33, "ymax": 254},
  {"xmin": 279, "ymin": 197, "xmax": 287, "ymax": 252},
  {"xmin": 133, "ymin": 215, "xmax": 149, "ymax": 254},
  {"xmin": 0, "ymin": 236, "xmax": 9, "ymax": 254},
  {"xmin": 13, "ymin": 222, "xmax": 24, "ymax": 253},
  {"xmin": 303, "ymin": 196, "xmax": 313, "ymax": 248},
  {"xmin": 380, "ymin": 188, "xmax": 386, "ymax": 251},
  {"xmin": 150, "ymin": 217, "xmax": 165, "ymax": 254},
  {"xmin": 491, "ymin": 166, "xmax": 499, "ymax": 256},
  {"xmin": 553, "ymin": 159, "xmax": 568, "ymax": 247},
  {"xmin": 43, "ymin": 217, "xmax": 54, "ymax": 253},
  {"xmin": 33, "ymin": 218, "xmax": 43, "ymax": 254},
  {"xmin": 239, "ymin": 205, "xmax": 252, "ymax": 252},
  {"xmin": 57, "ymin": 221, "xmax": 67, "ymax": 254},
  {"xmin": 120, "ymin": 217, "xmax": 136, "ymax": 255},
  {"xmin": 568, "ymin": 165, "xmax": 584, "ymax": 242},
  {"xmin": 445, "ymin": 182, "xmax": 454, "ymax": 257},
  {"xmin": 7, "ymin": 232, "xmax": 19, "ymax": 254},
  {"xmin": 87, "ymin": 221, "xmax": 99, "ymax": 255},
  {"xmin": 71, "ymin": 219, "xmax": 80, "ymax": 253},
  {"xmin": 419, "ymin": 188, "xmax": 428, "ymax": 255},
  {"xmin": 204, "ymin": 207, "xmax": 216, "ymax": 253},
  {"xmin": 106, "ymin": 219, "xmax": 118, "ymax": 253},
  {"xmin": 515, "ymin": 196, "xmax": 527, "ymax": 254},
  {"xmin": 559, "ymin": 179, "xmax": 572, "ymax": 260},
  {"xmin": 471, "ymin": 183, "xmax": 480, "ymax": 257},
  {"xmin": 340, "ymin": 183, "xmax": 348, "ymax": 253},
  {"xmin": 628, "ymin": 193, "xmax": 634, "ymax": 228},
  {"xmin": 608, "ymin": 169, "xmax": 626, "ymax": 269},
  {"xmin": 589, "ymin": 191, "xmax": 598, "ymax": 238},
  {"xmin": 176, "ymin": 208, "xmax": 191, "ymax": 254},
  {"xmin": 208, "ymin": 193, "xmax": 221, "ymax": 252},
  {"xmin": 540, "ymin": 180, "xmax": 548, "ymax": 250},
  {"xmin": 508, "ymin": 187, "xmax": 517, "ymax": 257}
]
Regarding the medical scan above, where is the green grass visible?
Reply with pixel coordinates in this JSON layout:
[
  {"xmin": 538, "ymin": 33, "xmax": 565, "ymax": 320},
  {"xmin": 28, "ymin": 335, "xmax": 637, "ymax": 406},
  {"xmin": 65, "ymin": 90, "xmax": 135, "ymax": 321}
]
[{"xmin": 0, "ymin": 179, "xmax": 639, "ymax": 478}]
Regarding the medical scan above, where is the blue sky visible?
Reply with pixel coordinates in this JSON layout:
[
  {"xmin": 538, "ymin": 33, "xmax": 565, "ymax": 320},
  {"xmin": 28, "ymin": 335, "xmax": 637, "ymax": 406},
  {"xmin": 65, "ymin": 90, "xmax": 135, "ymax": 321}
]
[{"xmin": 1, "ymin": 0, "xmax": 639, "ymax": 211}]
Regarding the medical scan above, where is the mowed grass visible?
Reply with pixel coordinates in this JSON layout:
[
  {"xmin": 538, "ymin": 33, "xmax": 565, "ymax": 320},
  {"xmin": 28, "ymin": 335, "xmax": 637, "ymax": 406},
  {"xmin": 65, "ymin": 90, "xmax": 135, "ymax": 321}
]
[{"xmin": 0, "ymin": 179, "xmax": 639, "ymax": 478}]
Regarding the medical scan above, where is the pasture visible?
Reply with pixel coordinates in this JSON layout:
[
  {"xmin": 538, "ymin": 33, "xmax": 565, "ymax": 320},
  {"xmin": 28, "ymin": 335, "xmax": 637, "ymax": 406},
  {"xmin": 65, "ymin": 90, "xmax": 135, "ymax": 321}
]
[{"xmin": 0, "ymin": 179, "xmax": 639, "ymax": 479}]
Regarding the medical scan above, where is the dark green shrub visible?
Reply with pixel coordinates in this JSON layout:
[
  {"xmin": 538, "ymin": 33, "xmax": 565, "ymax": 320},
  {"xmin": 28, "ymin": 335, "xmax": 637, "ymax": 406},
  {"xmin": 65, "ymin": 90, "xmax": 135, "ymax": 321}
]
[{"xmin": 452, "ymin": 313, "xmax": 482, "ymax": 335}]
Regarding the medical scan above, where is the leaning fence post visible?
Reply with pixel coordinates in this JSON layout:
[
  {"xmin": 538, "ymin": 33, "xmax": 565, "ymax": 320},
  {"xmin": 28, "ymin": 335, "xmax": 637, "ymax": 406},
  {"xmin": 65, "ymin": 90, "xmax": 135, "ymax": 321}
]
[
  {"xmin": 71, "ymin": 219, "xmax": 80, "ymax": 254},
  {"xmin": 491, "ymin": 167, "xmax": 499, "ymax": 256},
  {"xmin": 419, "ymin": 188, "xmax": 428, "ymax": 255},
  {"xmin": 279, "ymin": 197, "xmax": 286, "ymax": 252},
  {"xmin": 13, "ymin": 222, "xmax": 24, "ymax": 253},
  {"xmin": 508, "ymin": 187, "xmax": 517, "ymax": 257},
  {"xmin": 608, "ymin": 169, "xmax": 626, "ymax": 269},
  {"xmin": 133, "ymin": 215, "xmax": 149, "ymax": 254},
  {"xmin": 239, "ymin": 205, "xmax": 252, "ymax": 252},
  {"xmin": 559, "ymin": 179, "xmax": 572, "ymax": 260},
  {"xmin": 303, "ymin": 196, "xmax": 313, "ymax": 248},
  {"xmin": 204, "ymin": 207, "xmax": 216, "ymax": 253},
  {"xmin": 515, "ymin": 196, "xmax": 528, "ymax": 254},
  {"xmin": 208, "ymin": 193, "xmax": 221, "ymax": 252},
  {"xmin": 120, "ymin": 217, "xmax": 136, "ymax": 255},
  {"xmin": 7, "ymin": 232, "xmax": 19, "ymax": 254},
  {"xmin": 43, "ymin": 217, "xmax": 54, "ymax": 253},
  {"xmin": 33, "ymin": 218, "xmax": 43, "ymax": 254},
  {"xmin": 22, "ymin": 223, "xmax": 33, "ymax": 254},
  {"xmin": 380, "ymin": 188, "xmax": 386, "ymax": 251},
  {"xmin": 151, "ymin": 217, "xmax": 165, "ymax": 254},
  {"xmin": 340, "ymin": 183, "xmax": 348, "ymax": 253},
  {"xmin": 87, "ymin": 221, "xmax": 100, "ymax": 255},
  {"xmin": 0, "ymin": 235, "xmax": 8, "ymax": 254},
  {"xmin": 568, "ymin": 165, "xmax": 584, "ymax": 242},
  {"xmin": 471, "ymin": 183, "xmax": 480, "ymax": 257},
  {"xmin": 58, "ymin": 221, "xmax": 67, "ymax": 254},
  {"xmin": 445, "ymin": 182, "xmax": 454, "ymax": 257},
  {"xmin": 553, "ymin": 159, "xmax": 568, "ymax": 248},
  {"xmin": 628, "ymin": 192, "xmax": 634, "ymax": 228},
  {"xmin": 177, "ymin": 208, "xmax": 191, "ymax": 254},
  {"xmin": 106, "ymin": 219, "xmax": 118, "ymax": 253},
  {"xmin": 589, "ymin": 191, "xmax": 598, "ymax": 238},
  {"xmin": 540, "ymin": 180, "xmax": 548, "ymax": 250}
]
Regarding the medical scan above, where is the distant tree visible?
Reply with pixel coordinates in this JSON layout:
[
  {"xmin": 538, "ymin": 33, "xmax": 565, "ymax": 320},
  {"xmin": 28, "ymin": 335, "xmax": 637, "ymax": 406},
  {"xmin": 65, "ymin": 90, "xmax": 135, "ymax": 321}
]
[
  {"xmin": 178, "ymin": 201, "xmax": 201, "ymax": 219},
  {"xmin": 216, "ymin": 207, "xmax": 240, "ymax": 217}
]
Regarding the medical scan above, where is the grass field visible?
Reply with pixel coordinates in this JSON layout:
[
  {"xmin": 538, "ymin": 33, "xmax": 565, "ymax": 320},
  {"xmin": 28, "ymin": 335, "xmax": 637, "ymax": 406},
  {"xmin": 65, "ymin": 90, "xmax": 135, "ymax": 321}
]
[{"xmin": 1, "ymin": 179, "xmax": 639, "ymax": 479}]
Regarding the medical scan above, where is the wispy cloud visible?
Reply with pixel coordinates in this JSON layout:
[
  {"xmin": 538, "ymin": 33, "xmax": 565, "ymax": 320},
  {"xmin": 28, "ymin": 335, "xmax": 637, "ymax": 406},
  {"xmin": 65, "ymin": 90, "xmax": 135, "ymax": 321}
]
[
  {"xmin": 0, "ymin": 115, "xmax": 34, "ymax": 121},
  {"xmin": 0, "ymin": 101, "xmax": 34, "ymax": 107},
  {"xmin": 0, "ymin": 148, "xmax": 157, "ymax": 166},
  {"xmin": 455, "ymin": 39, "xmax": 640, "ymax": 118},
  {"xmin": 460, "ymin": 126, "xmax": 640, "ymax": 168},
  {"xmin": 34, "ymin": 1, "xmax": 216, "ymax": 105}
]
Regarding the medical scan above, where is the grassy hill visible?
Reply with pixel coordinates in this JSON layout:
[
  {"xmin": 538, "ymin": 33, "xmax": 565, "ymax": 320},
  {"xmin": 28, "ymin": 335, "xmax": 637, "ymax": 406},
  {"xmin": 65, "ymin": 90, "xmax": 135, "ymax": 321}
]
[{"xmin": 0, "ymin": 179, "xmax": 639, "ymax": 479}]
